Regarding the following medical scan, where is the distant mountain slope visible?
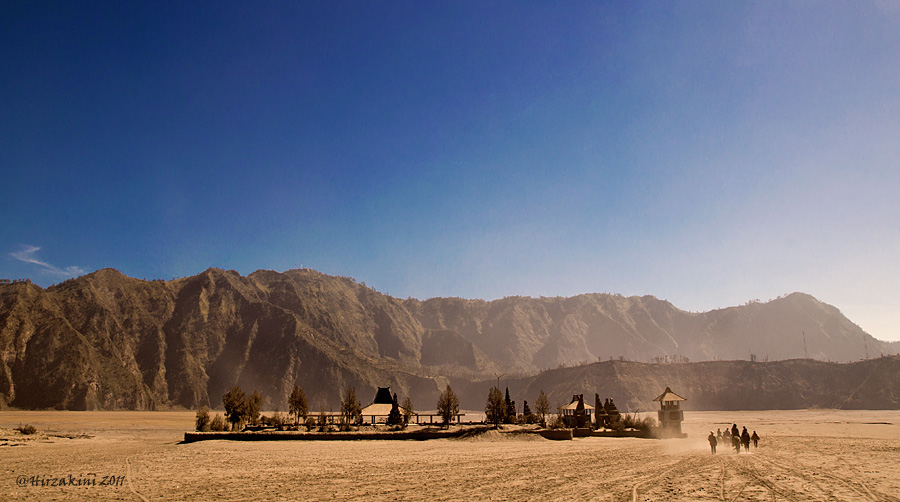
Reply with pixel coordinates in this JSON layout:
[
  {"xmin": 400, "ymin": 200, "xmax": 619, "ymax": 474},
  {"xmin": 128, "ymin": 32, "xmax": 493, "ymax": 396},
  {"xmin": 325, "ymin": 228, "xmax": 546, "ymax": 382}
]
[
  {"xmin": 500, "ymin": 356, "xmax": 900, "ymax": 413},
  {"xmin": 0, "ymin": 268, "xmax": 895, "ymax": 411},
  {"xmin": 408, "ymin": 292, "xmax": 890, "ymax": 372}
]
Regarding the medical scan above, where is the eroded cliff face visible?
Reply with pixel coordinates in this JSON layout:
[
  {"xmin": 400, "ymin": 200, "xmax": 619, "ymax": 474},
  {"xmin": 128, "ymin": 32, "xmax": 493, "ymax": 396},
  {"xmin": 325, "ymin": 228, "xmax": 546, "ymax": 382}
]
[
  {"xmin": 0, "ymin": 269, "xmax": 440, "ymax": 411},
  {"xmin": 0, "ymin": 268, "xmax": 892, "ymax": 411}
]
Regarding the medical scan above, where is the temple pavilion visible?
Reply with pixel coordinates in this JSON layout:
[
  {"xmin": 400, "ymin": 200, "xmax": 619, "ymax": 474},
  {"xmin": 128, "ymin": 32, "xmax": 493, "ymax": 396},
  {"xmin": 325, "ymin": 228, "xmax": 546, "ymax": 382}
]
[
  {"xmin": 360, "ymin": 387, "xmax": 411, "ymax": 425},
  {"xmin": 559, "ymin": 394, "xmax": 594, "ymax": 428}
]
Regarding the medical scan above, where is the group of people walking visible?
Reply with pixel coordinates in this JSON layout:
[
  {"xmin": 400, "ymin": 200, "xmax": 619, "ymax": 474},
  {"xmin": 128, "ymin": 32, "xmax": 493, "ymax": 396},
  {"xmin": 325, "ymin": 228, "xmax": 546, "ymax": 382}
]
[{"xmin": 707, "ymin": 424, "xmax": 759, "ymax": 454}]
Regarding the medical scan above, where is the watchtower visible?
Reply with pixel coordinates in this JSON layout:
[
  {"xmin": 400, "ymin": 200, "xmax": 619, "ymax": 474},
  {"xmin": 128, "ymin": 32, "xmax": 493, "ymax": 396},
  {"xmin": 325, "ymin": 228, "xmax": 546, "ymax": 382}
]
[{"xmin": 653, "ymin": 387, "xmax": 686, "ymax": 437}]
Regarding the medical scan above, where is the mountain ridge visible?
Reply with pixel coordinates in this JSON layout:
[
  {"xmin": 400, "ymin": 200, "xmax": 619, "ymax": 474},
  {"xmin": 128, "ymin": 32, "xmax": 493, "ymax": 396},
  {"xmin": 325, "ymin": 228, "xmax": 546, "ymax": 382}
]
[{"xmin": 1, "ymin": 267, "xmax": 896, "ymax": 411}]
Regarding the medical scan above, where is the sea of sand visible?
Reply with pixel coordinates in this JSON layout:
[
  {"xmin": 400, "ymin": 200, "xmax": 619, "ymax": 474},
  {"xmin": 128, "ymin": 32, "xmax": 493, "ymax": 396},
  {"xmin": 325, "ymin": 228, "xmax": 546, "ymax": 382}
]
[{"xmin": 2, "ymin": 409, "xmax": 898, "ymax": 501}]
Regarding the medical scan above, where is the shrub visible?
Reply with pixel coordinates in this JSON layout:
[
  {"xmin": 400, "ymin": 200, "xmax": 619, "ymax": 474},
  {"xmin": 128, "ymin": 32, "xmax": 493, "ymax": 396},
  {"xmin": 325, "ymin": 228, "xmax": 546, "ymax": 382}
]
[
  {"xmin": 605, "ymin": 413, "xmax": 656, "ymax": 432},
  {"xmin": 549, "ymin": 406, "xmax": 567, "ymax": 429},
  {"xmin": 270, "ymin": 411, "xmax": 287, "ymax": 430},
  {"xmin": 195, "ymin": 406, "xmax": 211, "ymax": 431},
  {"xmin": 551, "ymin": 414, "xmax": 567, "ymax": 429},
  {"xmin": 305, "ymin": 416, "xmax": 317, "ymax": 431},
  {"xmin": 607, "ymin": 416, "xmax": 626, "ymax": 432},
  {"xmin": 16, "ymin": 424, "xmax": 37, "ymax": 435},
  {"xmin": 210, "ymin": 414, "xmax": 227, "ymax": 431},
  {"xmin": 317, "ymin": 410, "xmax": 329, "ymax": 431},
  {"xmin": 621, "ymin": 413, "xmax": 657, "ymax": 432},
  {"xmin": 401, "ymin": 396, "xmax": 414, "ymax": 427}
]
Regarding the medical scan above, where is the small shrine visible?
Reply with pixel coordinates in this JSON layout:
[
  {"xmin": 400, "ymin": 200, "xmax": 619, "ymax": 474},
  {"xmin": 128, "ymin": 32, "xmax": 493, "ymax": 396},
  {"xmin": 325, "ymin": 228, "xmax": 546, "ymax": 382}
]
[
  {"xmin": 560, "ymin": 394, "xmax": 594, "ymax": 428},
  {"xmin": 653, "ymin": 386, "xmax": 687, "ymax": 438},
  {"xmin": 361, "ymin": 387, "xmax": 411, "ymax": 425}
]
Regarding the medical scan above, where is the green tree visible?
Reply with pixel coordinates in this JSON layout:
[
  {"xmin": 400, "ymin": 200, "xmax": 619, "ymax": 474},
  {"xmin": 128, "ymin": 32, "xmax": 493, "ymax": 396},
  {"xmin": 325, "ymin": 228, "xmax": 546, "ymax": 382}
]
[
  {"xmin": 535, "ymin": 390, "xmax": 550, "ymax": 426},
  {"xmin": 247, "ymin": 390, "xmax": 263, "ymax": 426},
  {"xmin": 437, "ymin": 385, "xmax": 459, "ymax": 426},
  {"xmin": 223, "ymin": 386, "xmax": 247, "ymax": 430},
  {"xmin": 504, "ymin": 387, "xmax": 516, "ymax": 424},
  {"xmin": 401, "ymin": 396, "xmax": 415, "ymax": 426},
  {"xmin": 341, "ymin": 386, "xmax": 362, "ymax": 427},
  {"xmin": 288, "ymin": 384, "xmax": 309, "ymax": 425},
  {"xmin": 485, "ymin": 386, "xmax": 506, "ymax": 426},
  {"xmin": 522, "ymin": 400, "xmax": 534, "ymax": 424}
]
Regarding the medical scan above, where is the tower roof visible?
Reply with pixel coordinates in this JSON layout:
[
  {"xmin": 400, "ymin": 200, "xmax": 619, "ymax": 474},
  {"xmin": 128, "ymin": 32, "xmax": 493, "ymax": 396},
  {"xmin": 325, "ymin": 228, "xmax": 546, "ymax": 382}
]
[{"xmin": 653, "ymin": 387, "xmax": 686, "ymax": 402}]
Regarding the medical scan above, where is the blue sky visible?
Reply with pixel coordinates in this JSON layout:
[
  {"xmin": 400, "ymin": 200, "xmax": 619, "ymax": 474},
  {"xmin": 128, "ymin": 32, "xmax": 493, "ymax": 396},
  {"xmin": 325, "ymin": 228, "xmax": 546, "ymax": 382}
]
[{"xmin": 2, "ymin": 2, "xmax": 899, "ymax": 342}]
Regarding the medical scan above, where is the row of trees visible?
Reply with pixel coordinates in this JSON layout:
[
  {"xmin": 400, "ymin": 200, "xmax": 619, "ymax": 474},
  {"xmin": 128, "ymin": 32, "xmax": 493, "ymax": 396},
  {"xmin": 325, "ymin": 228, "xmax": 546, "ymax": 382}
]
[
  {"xmin": 338, "ymin": 384, "xmax": 458, "ymax": 427},
  {"xmin": 223, "ymin": 387, "xmax": 263, "ymax": 430},
  {"xmin": 485, "ymin": 387, "xmax": 550, "ymax": 426},
  {"xmin": 198, "ymin": 384, "xmax": 423, "ymax": 432},
  {"xmin": 195, "ymin": 385, "xmax": 308, "ymax": 432},
  {"xmin": 197, "ymin": 384, "xmax": 557, "ymax": 431}
]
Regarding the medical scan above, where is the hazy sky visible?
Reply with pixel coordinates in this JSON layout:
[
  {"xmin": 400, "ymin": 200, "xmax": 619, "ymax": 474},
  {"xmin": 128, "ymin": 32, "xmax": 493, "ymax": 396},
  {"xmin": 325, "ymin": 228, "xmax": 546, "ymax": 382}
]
[{"xmin": 2, "ymin": 2, "xmax": 899, "ymax": 342}]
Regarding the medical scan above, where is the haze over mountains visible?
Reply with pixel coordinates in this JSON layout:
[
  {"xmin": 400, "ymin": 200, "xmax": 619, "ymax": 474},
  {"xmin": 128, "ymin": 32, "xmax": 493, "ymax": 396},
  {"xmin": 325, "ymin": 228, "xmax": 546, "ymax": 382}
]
[{"xmin": 1, "ymin": 268, "xmax": 897, "ymax": 412}]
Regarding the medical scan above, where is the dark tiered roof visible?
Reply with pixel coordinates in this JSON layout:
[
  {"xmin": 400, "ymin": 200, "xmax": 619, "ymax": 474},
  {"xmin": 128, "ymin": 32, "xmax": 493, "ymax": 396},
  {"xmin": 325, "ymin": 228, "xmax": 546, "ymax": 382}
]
[{"xmin": 372, "ymin": 387, "xmax": 393, "ymax": 404}]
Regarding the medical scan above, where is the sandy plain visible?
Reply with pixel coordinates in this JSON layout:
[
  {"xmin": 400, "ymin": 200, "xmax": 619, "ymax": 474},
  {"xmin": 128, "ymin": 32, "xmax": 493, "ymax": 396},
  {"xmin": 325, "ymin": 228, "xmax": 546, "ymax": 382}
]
[{"xmin": 2, "ymin": 409, "xmax": 899, "ymax": 501}]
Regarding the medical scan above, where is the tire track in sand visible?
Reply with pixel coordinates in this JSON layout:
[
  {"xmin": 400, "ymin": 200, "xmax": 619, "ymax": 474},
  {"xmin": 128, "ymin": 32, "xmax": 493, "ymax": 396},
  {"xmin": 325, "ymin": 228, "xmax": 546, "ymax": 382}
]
[
  {"xmin": 733, "ymin": 454, "xmax": 803, "ymax": 502},
  {"xmin": 716, "ymin": 457, "xmax": 753, "ymax": 502},
  {"xmin": 830, "ymin": 453, "xmax": 899, "ymax": 502},
  {"xmin": 631, "ymin": 455, "xmax": 713, "ymax": 502},
  {"xmin": 631, "ymin": 458, "xmax": 688, "ymax": 502},
  {"xmin": 126, "ymin": 457, "xmax": 149, "ymax": 502},
  {"xmin": 761, "ymin": 454, "xmax": 894, "ymax": 502},
  {"xmin": 719, "ymin": 459, "xmax": 727, "ymax": 501},
  {"xmin": 728, "ymin": 451, "xmax": 884, "ymax": 502}
]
